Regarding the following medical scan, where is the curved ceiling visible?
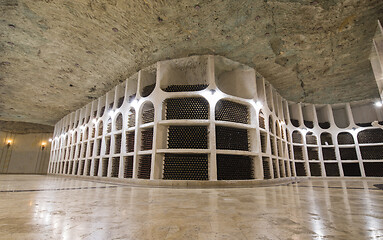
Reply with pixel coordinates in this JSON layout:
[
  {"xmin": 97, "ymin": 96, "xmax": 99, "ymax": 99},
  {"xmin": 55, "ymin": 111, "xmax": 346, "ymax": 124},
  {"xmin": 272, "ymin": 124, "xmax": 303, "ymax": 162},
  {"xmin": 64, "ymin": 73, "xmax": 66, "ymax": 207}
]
[{"xmin": 1, "ymin": 0, "xmax": 383, "ymax": 126}]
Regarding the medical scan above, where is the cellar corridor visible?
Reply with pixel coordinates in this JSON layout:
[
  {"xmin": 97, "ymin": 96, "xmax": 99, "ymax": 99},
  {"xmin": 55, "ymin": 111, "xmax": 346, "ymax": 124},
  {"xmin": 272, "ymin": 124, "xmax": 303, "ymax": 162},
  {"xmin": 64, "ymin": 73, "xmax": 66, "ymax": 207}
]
[{"xmin": 0, "ymin": 175, "xmax": 382, "ymax": 239}]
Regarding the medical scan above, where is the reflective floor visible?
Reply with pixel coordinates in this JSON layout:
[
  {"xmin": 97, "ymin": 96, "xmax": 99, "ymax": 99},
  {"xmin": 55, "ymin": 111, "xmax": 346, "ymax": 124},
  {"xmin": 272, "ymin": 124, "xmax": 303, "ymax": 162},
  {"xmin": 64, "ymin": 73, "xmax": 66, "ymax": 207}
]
[{"xmin": 0, "ymin": 175, "xmax": 382, "ymax": 240}]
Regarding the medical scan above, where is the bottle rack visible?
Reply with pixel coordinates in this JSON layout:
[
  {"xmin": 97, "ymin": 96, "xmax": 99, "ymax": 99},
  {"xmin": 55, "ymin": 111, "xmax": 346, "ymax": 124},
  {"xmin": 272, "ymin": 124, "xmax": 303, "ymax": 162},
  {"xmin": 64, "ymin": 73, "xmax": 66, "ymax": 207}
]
[{"xmin": 48, "ymin": 55, "xmax": 383, "ymax": 183}]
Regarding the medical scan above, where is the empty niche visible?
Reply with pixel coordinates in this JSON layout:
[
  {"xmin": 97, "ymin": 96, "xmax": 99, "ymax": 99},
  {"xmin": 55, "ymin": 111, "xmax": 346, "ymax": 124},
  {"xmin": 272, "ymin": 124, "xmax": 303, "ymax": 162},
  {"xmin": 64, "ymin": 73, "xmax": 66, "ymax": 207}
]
[
  {"xmin": 124, "ymin": 156, "xmax": 134, "ymax": 178},
  {"xmin": 141, "ymin": 128, "xmax": 154, "ymax": 151},
  {"xmin": 262, "ymin": 157, "xmax": 271, "ymax": 179},
  {"xmin": 138, "ymin": 155, "xmax": 151, "ymax": 179},
  {"xmin": 337, "ymin": 132, "xmax": 354, "ymax": 145},
  {"xmin": 115, "ymin": 113, "xmax": 123, "ymax": 131},
  {"xmin": 363, "ymin": 162, "xmax": 383, "ymax": 177},
  {"xmin": 351, "ymin": 101, "xmax": 378, "ymax": 127},
  {"xmin": 332, "ymin": 105, "xmax": 350, "ymax": 128},
  {"xmin": 140, "ymin": 65, "xmax": 157, "ymax": 97},
  {"xmin": 215, "ymin": 99, "xmax": 249, "ymax": 124},
  {"xmin": 292, "ymin": 130, "xmax": 303, "ymax": 144},
  {"xmin": 165, "ymin": 97, "xmax": 209, "ymax": 120},
  {"xmin": 214, "ymin": 56, "xmax": 256, "ymax": 99},
  {"xmin": 259, "ymin": 110, "xmax": 265, "ymax": 129},
  {"xmin": 360, "ymin": 146, "xmax": 383, "ymax": 160},
  {"xmin": 163, "ymin": 154, "xmax": 208, "ymax": 180},
  {"xmin": 302, "ymin": 104, "xmax": 314, "ymax": 129},
  {"xmin": 160, "ymin": 56, "xmax": 208, "ymax": 92},
  {"xmin": 127, "ymin": 108, "xmax": 136, "ymax": 128},
  {"xmin": 111, "ymin": 157, "xmax": 120, "ymax": 178},
  {"xmin": 168, "ymin": 126, "xmax": 208, "ymax": 149},
  {"xmin": 289, "ymin": 103, "xmax": 301, "ymax": 127},
  {"xmin": 217, "ymin": 154, "xmax": 254, "ymax": 180},
  {"xmin": 102, "ymin": 158, "xmax": 109, "ymax": 177},
  {"xmin": 324, "ymin": 163, "xmax": 340, "ymax": 177},
  {"xmin": 256, "ymin": 74, "xmax": 266, "ymax": 103},
  {"xmin": 357, "ymin": 129, "xmax": 383, "ymax": 144},
  {"xmin": 141, "ymin": 102, "xmax": 155, "ymax": 124},
  {"xmin": 98, "ymin": 121, "xmax": 103, "ymax": 136},
  {"xmin": 126, "ymin": 73, "xmax": 138, "ymax": 103},
  {"xmin": 342, "ymin": 163, "xmax": 361, "ymax": 176},
  {"xmin": 321, "ymin": 132, "xmax": 333, "ymax": 145},
  {"xmin": 216, "ymin": 126, "xmax": 249, "ymax": 151},
  {"xmin": 306, "ymin": 132, "xmax": 317, "ymax": 145},
  {"xmin": 106, "ymin": 118, "xmax": 112, "ymax": 133}
]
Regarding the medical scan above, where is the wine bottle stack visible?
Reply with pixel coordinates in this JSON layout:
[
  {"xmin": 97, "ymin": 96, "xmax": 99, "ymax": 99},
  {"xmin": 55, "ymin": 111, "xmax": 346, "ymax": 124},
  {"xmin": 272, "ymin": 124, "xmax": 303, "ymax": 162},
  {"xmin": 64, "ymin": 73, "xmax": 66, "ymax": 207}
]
[
  {"xmin": 74, "ymin": 161, "xmax": 79, "ymax": 175},
  {"xmin": 292, "ymin": 131, "xmax": 302, "ymax": 143},
  {"xmin": 322, "ymin": 148, "xmax": 336, "ymax": 160},
  {"xmin": 124, "ymin": 156, "xmax": 134, "ymax": 178},
  {"xmin": 106, "ymin": 121, "xmax": 112, "ymax": 133},
  {"xmin": 93, "ymin": 110, "xmax": 97, "ymax": 118},
  {"xmin": 295, "ymin": 162, "xmax": 306, "ymax": 176},
  {"xmin": 98, "ymin": 125, "xmax": 103, "ymax": 136},
  {"xmin": 356, "ymin": 122, "xmax": 372, "ymax": 127},
  {"xmin": 138, "ymin": 155, "xmax": 151, "ymax": 179},
  {"xmin": 86, "ymin": 160, "xmax": 91, "ymax": 176},
  {"xmin": 320, "ymin": 133, "xmax": 332, "ymax": 145},
  {"xmin": 163, "ymin": 154, "xmax": 208, "ymax": 180},
  {"xmin": 306, "ymin": 135, "xmax": 317, "ymax": 145},
  {"xmin": 142, "ymin": 84, "xmax": 156, "ymax": 97},
  {"xmin": 337, "ymin": 133, "xmax": 354, "ymax": 145},
  {"xmin": 168, "ymin": 126, "xmax": 208, "ymax": 149},
  {"xmin": 307, "ymin": 147, "xmax": 319, "ymax": 160},
  {"xmin": 93, "ymin": 159, "xmax": 100, "ymax": 176},
  {"xmin": 105, "ymin": 137, "xmax": 111, "ymax": 155},
  {"xmin": 96, "ymin": 139, "xmax": 102, "ymax": 156},
  {"xmin": 262, "ymin": 158, "xmax": 271, "ymax": 179},
  {"xmin": 165, "ymin": 97, "xmax": 208, "ymax": 120},
  {"xmin": 82, "ymin": 142, "xmax": 87, "ymax": 158},
  {"xmin": 290, "ymin": 161, "xmax": 295, "ymax": 176},
  {"xmin": 126, "ymin": 131, "xmax": 135, "ymax": 152},
  {"xmin": 290, "ymin": 119, "xmax": 300, "ymax": 127},
  {"xmin": 304, "ymin": 120, "xmax": 314, "ymax": 129},
  {"xmin": 339, "ymin": 147, "xmax": 358, "ymax": 160},
  {"xmin": 279, "ymin": 160, "xmax": 284, "ymax": 177},
  {"xmin": 215, "ymin": 100, "xmax": 249, "ymax": 124},
  {"xmin": 111, "ymin": 157, "xmax": 119, "ymax": 178},
  {"xmin": 277, "ymin": 141, "xmax": 282, "ymax": 157},
  {"xmin": 77, "ymin": 144, "xmax": 82, "ymax": 159},
  {"xmin": 79, "ymin": 160, "xmax": 85, "ymax": 175},
  {"xmin": 259, "ymin": 116, "xmax": 265, "ymax": 129},
  {"xmin": 117, "ymin": 97, "xmax": 124, "ymax": 108},
  {"xmin": 69, "ymin": 161, "xmax": 74, "ymax": 174},
  {"xmin": 284, "ymin": 160, "xmax": 289, "ymax": 177},
  {"xmin": 288, "ymin": 144, "xmax": 292, "ymax": 159},
  {"xmin": 164, "ymin": 84, "xmax": 208, "ymax": 92},
  {"xmin": 216, "ymin": 126, "xmax": 249, "ymax": 151},
  {"xmin": 324, "ymin": 163, "xmax": 340, "ymax": 176},
  {"xmin": 115, "ymin": 134, "xmax": 122, "ymax": 154},
  {"xmin": 102, "ymin": 158, "xmax": 108, "ymax": 177},
  {"xmin": 217, "ymin": 154, "xmax": 254, "ymax": 180},
  {"xmin": 141, "ymin": 128, "xmax": 153, "ymax": 151},
  {"xmin": 270, "ymin": 138, "xmax": 276, "ymax": 156},
  {"xmin": 260, "ymin": 133, "xmax": 267, "ymax": 153},
  {"xmin": 293, "ymin": 146, "xmax": 303, "ymax": 160},
  {"xmin": 363, "ymin": 162, "xmax": 383, "ymax": 177},
  {"xmin": 100, "ymin": 106, "xmax": 105, "ymax": 116},
  {"xmin": 342, "ymin": 163, "xmax": 361, "ymax": 176},
  {"xmin": 357, "ymin": 129, "xmax": 383, "ymax": 143},
  {"xmin": 360, "ymin": 146, "xmax": 383, "ymax": 159},
  {"xmin": 272, "ymin": 159, "xmax": 278, "ymax": 178},
  {"xmin": 309, "ymin": 162, "xmax": 321, "ymax": 176},
  {"xmin": 116, "ymin": 115, "xmax": 123, "ymax": 130},
  {"xmin": 128, "ymin": 110, "xmax": 136, "ymax": 128},
  {"xmin": 142, "ymin": 108, "xmax": 155, "ymax": 124},
  {"xmin": 92, "ymin": 127, "xmax": 96, "ymax": 138}
]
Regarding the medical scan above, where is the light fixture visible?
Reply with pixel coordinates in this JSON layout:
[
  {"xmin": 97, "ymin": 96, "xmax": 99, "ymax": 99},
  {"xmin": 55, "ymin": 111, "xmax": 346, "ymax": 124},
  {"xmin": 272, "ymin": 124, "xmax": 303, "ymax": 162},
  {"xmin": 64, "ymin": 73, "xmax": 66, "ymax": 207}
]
[
  {"xmin": 41, "ymin": 142, "xmax": 47, "ymax": 150},
  {"xmin": 6, "ymin": 139, "xmax": 12, "ymax": 147},
  {"xmin": 92, "ymin": 118, "xmax": 97, "ymax": 124},
  {"xmin": 301, "ymin": 128, "xmax": 308, "ymax": 134},
  {"xmin": 48, "ymin": 138, "xmax": 52, "ymax": 142},
  {"xmin": 130, "ymin": 99, "xmax": 139, "ymax": 108},
  {"xmin": 374, "ymin": 101, "xmax": 382, "ymax": 107},
  {"xmin": 108, "ymin": 110, "xmax": 114, "ymax": 117}
]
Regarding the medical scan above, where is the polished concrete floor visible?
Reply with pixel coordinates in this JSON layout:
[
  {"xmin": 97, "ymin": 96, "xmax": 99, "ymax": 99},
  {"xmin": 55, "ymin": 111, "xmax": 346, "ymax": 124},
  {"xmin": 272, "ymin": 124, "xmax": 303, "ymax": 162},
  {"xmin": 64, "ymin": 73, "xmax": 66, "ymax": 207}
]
[{"xmin": 0, "ymin": 175, "xmax": 382, "ymax": 240}]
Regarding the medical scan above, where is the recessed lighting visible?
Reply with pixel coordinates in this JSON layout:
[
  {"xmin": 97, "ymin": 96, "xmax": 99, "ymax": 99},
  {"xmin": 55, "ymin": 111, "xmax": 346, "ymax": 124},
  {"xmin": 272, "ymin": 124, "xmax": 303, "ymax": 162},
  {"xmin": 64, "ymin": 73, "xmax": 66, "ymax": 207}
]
[{"xmin": 374, "ymin": 101, "xmax": 382, "ymax": 107}]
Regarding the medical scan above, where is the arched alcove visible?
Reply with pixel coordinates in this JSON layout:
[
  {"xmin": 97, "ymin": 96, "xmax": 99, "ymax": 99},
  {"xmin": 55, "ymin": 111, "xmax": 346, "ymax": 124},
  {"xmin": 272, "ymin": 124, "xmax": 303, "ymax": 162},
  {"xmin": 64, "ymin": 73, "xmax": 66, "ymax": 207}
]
[
  {"xmin": 292, "ymin": 130, "xmax": 302, "ymax": 144},
  {"xmin": 98, "ymin": 121, "xmax": 104, "ymax": 136},
  {"xmin": 320, "ymin": 132, "xmax": 333, "ymax": 145},
  {"xmin": 141, "ymin": 102, "xmax": 155, "ymax": 124},
  {"xmin": 215, "ymin": 99, "xmax": 249, "ymax": 124},
  {"xmin": 115, "ymin": 113, "xmax": 123, "ymax": 131}
]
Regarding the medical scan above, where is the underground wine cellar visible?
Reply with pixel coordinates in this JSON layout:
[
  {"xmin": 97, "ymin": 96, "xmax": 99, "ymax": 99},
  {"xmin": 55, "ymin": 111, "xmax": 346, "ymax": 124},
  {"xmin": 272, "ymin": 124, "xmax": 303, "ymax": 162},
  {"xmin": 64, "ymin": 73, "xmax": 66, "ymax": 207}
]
[{"xmin": 48, "ymin": 55, "xmax": 383, "ymax": 184}]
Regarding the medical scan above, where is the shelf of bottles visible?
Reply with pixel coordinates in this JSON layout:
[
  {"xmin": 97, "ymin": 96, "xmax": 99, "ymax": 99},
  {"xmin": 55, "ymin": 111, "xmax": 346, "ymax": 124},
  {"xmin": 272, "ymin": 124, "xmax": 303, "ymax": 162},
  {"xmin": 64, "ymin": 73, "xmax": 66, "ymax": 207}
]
[{"xmin": 48, "ymin": 55, "xmax": 383, "ymax": 182}]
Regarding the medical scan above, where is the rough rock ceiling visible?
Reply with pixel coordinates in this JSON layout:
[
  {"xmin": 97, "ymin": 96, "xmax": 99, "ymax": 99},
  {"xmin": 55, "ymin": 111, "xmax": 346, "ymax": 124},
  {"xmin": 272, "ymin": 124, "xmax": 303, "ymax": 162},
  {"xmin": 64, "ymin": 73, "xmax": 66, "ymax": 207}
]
[{"xmin": 1, "ymin": 0, "xmax": 383, "ymax": 126}]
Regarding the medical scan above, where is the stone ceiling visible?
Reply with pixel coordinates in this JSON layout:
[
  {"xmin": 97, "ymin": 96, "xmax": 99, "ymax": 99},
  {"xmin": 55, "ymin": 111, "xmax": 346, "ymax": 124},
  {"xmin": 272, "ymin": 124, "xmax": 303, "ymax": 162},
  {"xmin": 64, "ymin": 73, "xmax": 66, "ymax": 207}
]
[{"xmin": 1, "ymin": 0, "xmax": 383, "ymax": 126}]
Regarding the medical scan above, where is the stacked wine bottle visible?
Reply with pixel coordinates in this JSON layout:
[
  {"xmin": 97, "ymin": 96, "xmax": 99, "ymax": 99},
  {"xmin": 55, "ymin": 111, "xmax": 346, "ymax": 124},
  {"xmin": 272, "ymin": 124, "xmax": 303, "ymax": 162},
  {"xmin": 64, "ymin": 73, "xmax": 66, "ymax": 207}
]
[
  {"xmin": 163, "ymin": 154, "xmax": 208, "ymax": 180},
  {"xmin": 165, "ymin": 97, "xmax": 208, "ymax": 120},
  {"xmin": 215, "ymin": 100, "xmax": 249, "ymax": 124},
  {"xmin": 164, "ymin": 84, "xmax": 208, "ymax": 92}
]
